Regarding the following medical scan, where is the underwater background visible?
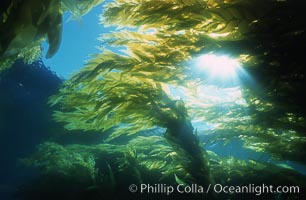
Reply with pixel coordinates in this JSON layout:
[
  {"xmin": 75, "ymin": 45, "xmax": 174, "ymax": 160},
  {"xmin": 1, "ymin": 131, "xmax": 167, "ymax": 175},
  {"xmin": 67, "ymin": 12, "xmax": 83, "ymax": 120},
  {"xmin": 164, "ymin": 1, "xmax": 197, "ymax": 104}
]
[{"xmin": 1, "ymin": 0, "xmax": 306, "ymax": 199}]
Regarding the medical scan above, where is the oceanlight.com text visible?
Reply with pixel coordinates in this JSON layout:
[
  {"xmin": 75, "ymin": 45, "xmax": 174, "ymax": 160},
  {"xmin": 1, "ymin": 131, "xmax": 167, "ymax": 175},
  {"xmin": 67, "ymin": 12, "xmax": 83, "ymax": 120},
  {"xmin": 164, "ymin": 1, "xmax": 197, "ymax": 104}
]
[
  {"xmin": 213, "ymin": 183, "xmax": 300, "ymax": 196},
  {"xmin": 129, "ymin": 183, "xmax": 300, "ymax": 196}
]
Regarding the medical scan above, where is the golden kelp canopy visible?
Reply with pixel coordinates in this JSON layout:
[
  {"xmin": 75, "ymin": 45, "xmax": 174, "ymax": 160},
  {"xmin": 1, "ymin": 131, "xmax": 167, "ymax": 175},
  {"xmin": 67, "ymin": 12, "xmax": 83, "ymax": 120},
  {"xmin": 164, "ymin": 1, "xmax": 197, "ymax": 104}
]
[
  {"xmin": 51, "ymin": 65, "xmax": 187, "ymax": 140},
  {"xmin": 15, "ymin": 1, "xmax": 306, "ymax": 198},
  {"xmin": 51, "ymin": 0, "xmax": 306, "ymax": 163}
]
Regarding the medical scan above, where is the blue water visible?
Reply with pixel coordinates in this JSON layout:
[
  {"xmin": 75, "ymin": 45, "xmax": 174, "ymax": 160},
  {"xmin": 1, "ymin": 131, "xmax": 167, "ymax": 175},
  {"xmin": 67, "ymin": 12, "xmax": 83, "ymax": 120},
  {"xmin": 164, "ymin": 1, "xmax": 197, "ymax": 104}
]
[{"xmin": 42, "ymin": 4, "xmax": 110, "ymax": 78}]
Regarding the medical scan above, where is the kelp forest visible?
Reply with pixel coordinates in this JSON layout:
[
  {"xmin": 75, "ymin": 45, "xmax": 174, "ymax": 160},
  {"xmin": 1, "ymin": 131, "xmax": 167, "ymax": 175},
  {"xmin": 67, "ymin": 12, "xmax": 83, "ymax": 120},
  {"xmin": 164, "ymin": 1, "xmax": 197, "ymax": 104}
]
[{"xmin": 0, "ymin": 0, "xmax": 306, "ymax": 200}]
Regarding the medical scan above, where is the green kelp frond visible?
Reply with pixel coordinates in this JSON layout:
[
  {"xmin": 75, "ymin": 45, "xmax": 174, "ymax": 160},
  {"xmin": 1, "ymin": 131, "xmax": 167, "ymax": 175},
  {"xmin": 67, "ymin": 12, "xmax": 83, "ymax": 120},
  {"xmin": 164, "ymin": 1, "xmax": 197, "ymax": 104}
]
[
  {"xmin": 23, "ymin": 137, "xmax": 191, "ymax": 185},
  {"xmin": 22, "ymin": 142, "xmax": 98, "ymax": 182},
  {"xmin": 0, "ymin": 0, "xmax": 62, "ymax": 71},
  {"xmin": 102, "ymin": 0, "xmax": 268, "ymax": 36},
  {"xmin": 208, "ymin": 151, "xmax": 306, "ymax": 190},
  {"xmin": 24, "ymin": 139, "xmax": 306, "ymax": 196},
  {"xmin": 22, "ymin": 142, "xmax": 130, "ymax": 184},
  {"xmin": 126, "ymin": 136, "xmax": 186, "ymax": 179},
  {"xmin": 61, "ymin": 0, "xmax": 105, "ymax": 22},
  {"xmin": 242, "ymin": 129, "xmax": 306, "ymax": 161},
  {"xmin": 0, "ymin": 58, "xmax": 14, "ymax": 74},
  {"xmin": 129, "ymin": 135, "xmax": 188, "ymax": 180},
  {"xmin": 51, "ymin": 0, "xmax": 299, "ymax": 135},
  {"xmin": 101, "ymin": 0, "xmax": 281, "ymax": 60},
  {"xmin": 0, "ymin": 37, "xmax": 44, "ymax": 74},
  {"xmin": 200, "ymin": 86, "xmax": 306, "ymax": 162},
  {"xmin": 50, "ymin": 67, "xmax": 191, "ymax": 140},
  {"xmin": 0, "ymin": 0, "xmax": 105, "ymax": 72},
  {"xmin": 51, "ymin": 0, "xmax": 306, "ymax": 174},
  {"xmin": 179, "ymin": 72, "xmax": 306, "ymax": 163},
  {"xmin": 102, "ymin": 0, "xmax": 306, "ymax": 73}
]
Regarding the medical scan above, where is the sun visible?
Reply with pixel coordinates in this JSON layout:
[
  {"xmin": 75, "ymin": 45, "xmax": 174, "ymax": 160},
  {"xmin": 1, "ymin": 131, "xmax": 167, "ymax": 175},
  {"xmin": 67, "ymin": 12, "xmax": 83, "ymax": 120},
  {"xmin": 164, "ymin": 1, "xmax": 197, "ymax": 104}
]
[
  {"xmin": 196, "ymin": 54, "xmax": 241, "ymax": 78},
  {"xmin": 192, "ymin": 54, "xmax": 242, "ymax": 86}
]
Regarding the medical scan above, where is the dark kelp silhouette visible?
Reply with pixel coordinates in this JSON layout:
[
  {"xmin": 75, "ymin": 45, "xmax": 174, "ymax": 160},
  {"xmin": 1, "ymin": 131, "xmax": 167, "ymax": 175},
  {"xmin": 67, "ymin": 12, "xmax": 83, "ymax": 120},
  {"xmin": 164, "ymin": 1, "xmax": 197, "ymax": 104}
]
[{"xmin": 0, "ymin": 0, "xmax": 104, "ymax": 72}]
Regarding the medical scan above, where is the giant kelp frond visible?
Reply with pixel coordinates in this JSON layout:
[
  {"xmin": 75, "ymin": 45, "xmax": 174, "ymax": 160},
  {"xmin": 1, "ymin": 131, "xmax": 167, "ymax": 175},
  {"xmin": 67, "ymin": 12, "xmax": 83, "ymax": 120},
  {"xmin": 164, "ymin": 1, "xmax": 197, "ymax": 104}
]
[
  {"xmin": 239, "ymin": 92, "xmax": 306, "ymax": 161},
  {"xmin": 52, "ymin": 0, "xmax": 306, "ymax": 155},
  {"xmin": 208, "ymin": 151, "xmax": 306, "ymax": 191},
  {"xmin": 23, "ymin": 142, "xmax": 98, "ymax": 179},
  {"xmin": 50, "ymin": 70, "xmax": 188, "ymax": 140},
  {"xmin": 122, "ymin": 136, "xmax": 190, "ymax": 181},
  {"xmin": 66, "ymin": 50, "xmax": 137, "ymax": 83},
  {"xmin": 182, "ymin": 80, "xmax": 306, "ymax": 162},
  {"xmin": 23, "ymin": 137, "xmax": 185, "ymax": 185},
  {"xmin": 99, "ymin": 33, "xmax": 194, "ymax": 86},
  {"xmin": 0, "ymin": 0, "xmax": 62, "ymax": 71},
  {"xmin": 0, "ymin": 0, "xmax": 106, "ymax": 72},
  {"xmin": 24, "ymin": 139, "xmax": 306, "ymax": 199},
  {"xmin": 185, "ymin": 85, "xmax": 306, "ymax": 162},
  {"xmin": 61, "ymin": 0, "xmax": 105, "ymax": 21},
  {"xmin": 65, "ymin": 47, "xmax": 188, "ymax": 88},
  {"xmin": 102, "ymin": 0, "xmax": 306, "ymax": 72},
  {"xmin": 51, "ymin": 0, "xmax": 306, "ymax": 180},
  {"xmin": 102, "ymin": 0, "xmax": 269, "ymax": 39}
]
